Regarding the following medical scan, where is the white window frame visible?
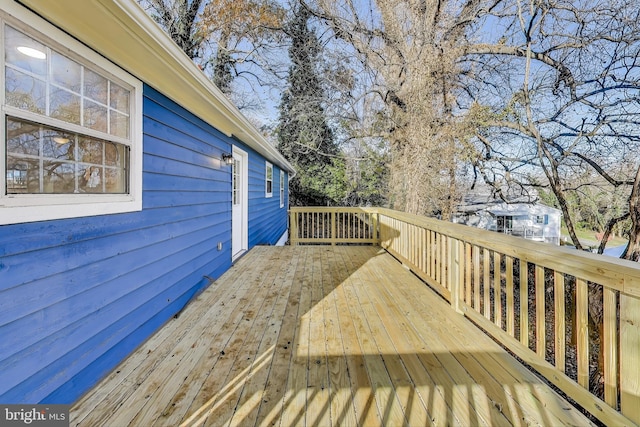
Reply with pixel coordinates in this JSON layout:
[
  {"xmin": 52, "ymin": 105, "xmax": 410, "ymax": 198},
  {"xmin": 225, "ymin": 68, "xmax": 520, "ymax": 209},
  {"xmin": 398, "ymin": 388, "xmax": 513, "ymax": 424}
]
[
  {"xmin": 0, "ymin": 4, "xmax": 143, "ymax": 225},
  {"xmin": 265, "ymin": 161, "xmax": 273, "ymax": 198},
  {"xmin": 279, "ymin": 170, "xmax": 285, "ymax": 208}
]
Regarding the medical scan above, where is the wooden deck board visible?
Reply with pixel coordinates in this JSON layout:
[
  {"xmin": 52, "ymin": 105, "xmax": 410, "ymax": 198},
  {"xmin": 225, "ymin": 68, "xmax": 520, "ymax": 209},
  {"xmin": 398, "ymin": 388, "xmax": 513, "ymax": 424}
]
[
  {"xmin": 331, "ymin": 249, "xmax": 383, "ymax": 427},
  {"xmin": 70, "ymin": 246, "xmax": 595, "ymax": 427},
  {"xmin": 321, "ymin": 247, "xmax": 358, "ymax": 426}
]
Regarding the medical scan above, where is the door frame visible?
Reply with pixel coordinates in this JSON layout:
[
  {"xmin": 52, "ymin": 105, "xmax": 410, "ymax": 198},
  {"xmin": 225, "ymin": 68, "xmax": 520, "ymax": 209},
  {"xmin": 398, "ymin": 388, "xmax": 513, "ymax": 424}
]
[{"xmin": 232, "ymin": 145, "xmax": 248, "ymax": 261}]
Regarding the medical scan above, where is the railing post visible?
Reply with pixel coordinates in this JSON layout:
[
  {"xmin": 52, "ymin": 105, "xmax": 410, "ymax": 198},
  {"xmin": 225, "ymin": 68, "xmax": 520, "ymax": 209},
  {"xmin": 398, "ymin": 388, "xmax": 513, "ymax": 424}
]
[
  {"xmin": 331, "ymin": 211, "xmax": 336, "ymax": 245},
  {"xmin": 449, "ymin": 237, "xmax": 464, "ymax": 314},
  {"xmin": 373, "ymin": 211, "xmax": 379, "ymax": 245},
  {"xmin": 289, "ymin": 210, "xmax": 298, "ymax": 246}
]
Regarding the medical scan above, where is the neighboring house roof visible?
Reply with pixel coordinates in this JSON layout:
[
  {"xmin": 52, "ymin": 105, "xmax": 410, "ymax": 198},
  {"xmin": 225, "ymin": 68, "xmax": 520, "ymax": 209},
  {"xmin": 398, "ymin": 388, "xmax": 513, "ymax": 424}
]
[
  {"xmin": 484, "ymin": 202, "xmax": 561, "ymax": 217},
  {"xmin": 456, "ymin": 187, "xmax": 561, "ymax": 216},
  {"xmin": 18, "ymin": 0, "xmax": 295, "ymax": 175}
]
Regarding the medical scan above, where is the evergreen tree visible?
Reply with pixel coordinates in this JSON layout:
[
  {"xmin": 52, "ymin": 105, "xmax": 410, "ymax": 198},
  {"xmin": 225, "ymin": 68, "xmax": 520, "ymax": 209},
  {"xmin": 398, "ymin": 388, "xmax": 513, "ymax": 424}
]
[{"xmin": 277, "ymin": 5, "xmax": 342, "ymax": 206}]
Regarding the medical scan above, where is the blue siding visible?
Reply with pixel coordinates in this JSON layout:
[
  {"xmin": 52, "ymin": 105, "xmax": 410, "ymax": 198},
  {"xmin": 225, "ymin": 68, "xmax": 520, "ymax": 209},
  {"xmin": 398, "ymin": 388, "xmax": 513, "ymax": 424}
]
[
  {"xmin": 0, "ymin": 84, "xmax": 288, "ymax": 404},
  {"xmin": 245, "ymin": 147, "xmax": 288, "ymax": 246}
]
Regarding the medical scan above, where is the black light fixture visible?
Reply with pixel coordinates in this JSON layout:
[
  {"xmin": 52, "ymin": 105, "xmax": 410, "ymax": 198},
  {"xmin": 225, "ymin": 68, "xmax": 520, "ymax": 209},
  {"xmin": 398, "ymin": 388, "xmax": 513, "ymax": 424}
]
[{"xmin": 221, "ymin": 153, "xmax": 234, "ymax": 165}]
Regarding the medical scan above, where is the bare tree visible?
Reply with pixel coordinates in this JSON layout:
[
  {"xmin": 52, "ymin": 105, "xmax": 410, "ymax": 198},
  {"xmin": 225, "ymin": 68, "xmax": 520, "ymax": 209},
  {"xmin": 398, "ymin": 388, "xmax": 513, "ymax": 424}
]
[
  {"xmin": 139, "ymin": 0, "xmax": 286, "ymax": 102},
  {"xmin": 462, "ymin": 0, "xmax": 640, "ymax": 256},
  {"xmin": 199, "ymin": 0, "xmax": 286, "ymax": 94},
  {"xmin": 303, "ymin": 0, "xmax": 492, "ymax": 218},
  {"xmin": 140, "ymin": 0, "xmax": 205, "ymax": 59}
]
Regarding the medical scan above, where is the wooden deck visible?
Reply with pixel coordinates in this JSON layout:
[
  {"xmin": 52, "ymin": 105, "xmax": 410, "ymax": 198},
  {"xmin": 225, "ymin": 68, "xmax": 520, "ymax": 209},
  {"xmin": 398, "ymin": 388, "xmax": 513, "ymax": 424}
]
[{"xmin": 70, "ymin": 246, "xmax": 594, "ymax": 426}]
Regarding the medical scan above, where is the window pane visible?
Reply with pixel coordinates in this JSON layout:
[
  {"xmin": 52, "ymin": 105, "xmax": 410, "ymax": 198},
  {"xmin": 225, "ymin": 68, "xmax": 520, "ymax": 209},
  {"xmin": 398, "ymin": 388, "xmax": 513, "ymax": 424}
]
[
  {"xmin": 84, "ymin": 100, "xmax": 108, "ymax": 133},
  {"xmin": 43, "ymin": 161, "xmax": 75, "ymax": 193},
  {"xmin": 78, "ymin": 138, "xmax": 103, "ymax": 164},
  {"xmin": 84, "ymin": 68, "xmax": 108, "ymax": 104},
  {"xmin": 5, "ymin": 26, "xmax": 47, "ymax": 76},
  {"xmin": 6, "ymin": 119, "xmax": 40, "ymax": 156},
  {"xmin": 42, "ymin": 129, "xmax": 74, "ymax": 160},
  {"xmin": 50, "ymin": 87, "xmax": 81, "ymax": 124},
  {"xmin": 80, "ymin": 166, "xmax": 102, "ymax": 192},
  {"xmin": 110, "ymin": 111, "xmax": 129, "ymax": 138},
  {"xmin": 105, "ymin": 167, "xmax": 125, "ymax": 193},
  {"xmin": 51, "ymin": 51, "xmax": 81, "ymax": 92},
  {"xmin": 104, "ymin": 142, "xmax": 124, "ymax": 166},
  {"xmin": 6, "ymin": 158, "xmax": 38, "ymax": 193},
  {"xmin": 110, "ymin": 82, "xmax": 129, "ymax": 113},
  {"xmin": 5, "ymin": 67, "xmax": 46, "ymax": 114}
]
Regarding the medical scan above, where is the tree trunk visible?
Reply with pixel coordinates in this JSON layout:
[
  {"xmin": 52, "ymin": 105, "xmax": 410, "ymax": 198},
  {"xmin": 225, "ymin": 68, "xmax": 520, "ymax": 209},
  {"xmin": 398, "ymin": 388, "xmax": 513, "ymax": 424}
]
[
  {"xmin": 213, "ymin": 31, "xmax": 233, "ymax": 94},
  {"xmin": 622, "ymin": 165, "xmax": 640, "ymax": 261}
]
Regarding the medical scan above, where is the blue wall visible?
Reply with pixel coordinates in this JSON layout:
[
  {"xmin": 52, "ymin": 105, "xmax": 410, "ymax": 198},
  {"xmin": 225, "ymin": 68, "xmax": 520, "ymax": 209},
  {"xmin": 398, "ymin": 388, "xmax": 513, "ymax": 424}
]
[
  {"xmin": 247, "ymin": 148, "xmax": 289, "ymax": 247},
  {"xmin": 0, "ymin": 84, "xmax": 287, "ymax": 404}
]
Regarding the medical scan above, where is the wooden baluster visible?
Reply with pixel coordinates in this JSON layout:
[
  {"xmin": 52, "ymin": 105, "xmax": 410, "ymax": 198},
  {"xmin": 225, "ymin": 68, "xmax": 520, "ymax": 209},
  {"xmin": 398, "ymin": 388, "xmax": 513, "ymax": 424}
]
[
  {"xmin": 620, "ymin": 293, "xmax": 640, "ymax": 423},
  {"xmin": 506, "ymin": 255, "xmax": 514, "ymax": 337},
  {"xmin": 603, "ymin": 288, "xmax": 617, "ymax": 408},
  {"xmin": 302, "ymin": 212, "xmax": 307, "ymax": 241},
  {"xmin": 450, "ymin": 238, "xmax": 463, "ymax": 313},
  {"xmin": 554, "ymin": 271, "xmax": 565, "ymax": 373},
  {"xmin": 412, "ymin": 225, "xmax": 417, "ymax": 269},
  {"xmin": 483, "ymin": 249, "xmax": 491, "ymax": 320},
  {"xmin": 473, "ymin": 245, "xmax": 480, "ymax": 312},
  {"xmin": 494, "ymin": 252, "xmax": 502, "ymax": 328},
  {"xmin": 427, "ymin": 231, "xmax": 433, "ymax": 279},
  {"xmin": 536, "ymin": 265, "xmax": 546, "ymax": 360},
  {"xmin": 435, "ymin": 233, "xmax": 441, "ymax": 285},
  {"xmin": 420, "ymin": 228, "xmax": 426, "ymax": 273},
  {"xmin": 374, "ymin": 212, "xmax": 379, "ymax": 244},
  {"xmin": 576, "ymin": 278, "xmax": 589, "ymax": 388},
  {"xmin": 290, "ymin": 210, "xmax": 297, "ymax": 245},
  {"xmin": 331, "ymin": 211, "xmax": 336, "ymax": 245},
  {"xmin": 445, "ymin": 234, "xmax": 451, "ymax": 288},
  {"xmin": 520, "ymin": 260, "xmax": 529, "ymax": 348},
  {"xmin": 465, "ymin": 243, "xmax": 472, "ymax": 306}
]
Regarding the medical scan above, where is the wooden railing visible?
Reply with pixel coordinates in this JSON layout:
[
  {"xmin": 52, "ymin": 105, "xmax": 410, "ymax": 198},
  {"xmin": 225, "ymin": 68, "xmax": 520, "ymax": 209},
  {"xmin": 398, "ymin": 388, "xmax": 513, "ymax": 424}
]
[
  {"xmin": 289, "ymin": 207, "xmax": 378, "ymax": 245},
  {"xmin": 289, "ymin": 206, "xmax": 640, "ymax": 426}
]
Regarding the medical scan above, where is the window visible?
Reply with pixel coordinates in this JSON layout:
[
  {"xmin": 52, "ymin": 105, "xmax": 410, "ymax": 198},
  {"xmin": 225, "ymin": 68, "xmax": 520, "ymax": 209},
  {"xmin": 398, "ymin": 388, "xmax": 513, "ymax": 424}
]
[
  {"xmin": 496, "ymin": 216, "xmax": 513, "ymax": 234},
  {"xmin": 1, "ymin": 7, "xmax": 142, "ymax": 225},
  {"xmin": 265, "ymin": 161, "xmax": 273, "ymax": 198},
  {"xmin": 279, "ymin": 170, "xmax": 285, "ymax": 208},
  {"xmin": 535, "ymin": 215, "xmax": 549, "ymax": 225}
]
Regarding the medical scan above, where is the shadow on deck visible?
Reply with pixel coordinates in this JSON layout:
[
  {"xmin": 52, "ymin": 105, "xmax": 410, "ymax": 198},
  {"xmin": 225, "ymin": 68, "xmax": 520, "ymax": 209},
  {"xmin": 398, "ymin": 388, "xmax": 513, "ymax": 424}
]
[{"xmin": 70, "ymin": 246, "xmax": 593, "ymax": 426}]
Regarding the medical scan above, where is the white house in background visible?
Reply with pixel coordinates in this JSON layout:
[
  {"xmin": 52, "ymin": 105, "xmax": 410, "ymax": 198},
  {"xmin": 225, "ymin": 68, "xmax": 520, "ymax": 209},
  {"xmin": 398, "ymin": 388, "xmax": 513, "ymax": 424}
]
[{"xmin": 453, "ymin": 193, "xmax": 562, "ymax": 245}]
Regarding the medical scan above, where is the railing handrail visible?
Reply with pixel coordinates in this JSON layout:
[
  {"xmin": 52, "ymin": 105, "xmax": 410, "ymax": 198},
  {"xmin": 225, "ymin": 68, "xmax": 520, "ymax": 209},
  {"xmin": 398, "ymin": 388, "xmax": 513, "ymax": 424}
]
[
  {"xmin": 289, "ymin": 206, "xmax": 640, "ymax": 426},
  {"xmin": 374, "ymin": 207, "xmax": 640, "ymax": 298},
  {"xmin": 290, "ymin": 206, "xmax": 640, "ymax": 295}
]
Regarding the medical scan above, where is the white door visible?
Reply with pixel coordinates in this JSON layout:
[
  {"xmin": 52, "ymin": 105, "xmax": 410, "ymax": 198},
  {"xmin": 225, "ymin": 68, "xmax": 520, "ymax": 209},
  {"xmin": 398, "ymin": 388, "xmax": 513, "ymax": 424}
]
[{"xmin": 232, "ymin": 147, "xmax": 248, "ymax": 260}]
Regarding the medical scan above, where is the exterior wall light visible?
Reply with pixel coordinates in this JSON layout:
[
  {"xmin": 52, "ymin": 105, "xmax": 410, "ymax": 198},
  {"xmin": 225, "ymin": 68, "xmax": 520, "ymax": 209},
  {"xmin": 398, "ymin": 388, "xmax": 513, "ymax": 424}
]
[{"xmin": 222, "ymin": 153, "xmax": 234, "ymax": 165}]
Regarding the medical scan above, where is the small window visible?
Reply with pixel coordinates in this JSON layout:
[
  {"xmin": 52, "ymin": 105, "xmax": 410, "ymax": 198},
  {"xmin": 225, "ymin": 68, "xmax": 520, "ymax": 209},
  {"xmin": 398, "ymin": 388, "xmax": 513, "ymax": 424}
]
[
  {"xmin": 265, "ymin": 161, "xmax": 273, "ymax": 198},
  {"xmin": 279, "ymin": 170, "xmax": 285, "ymax": 208},
  {"xmin": 1, "ymin": 8, "xmax": 142, "ymax": 225},
  {"xmin": 535, "ymin": 215, "xmax": 548, "ymax": 224}
]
